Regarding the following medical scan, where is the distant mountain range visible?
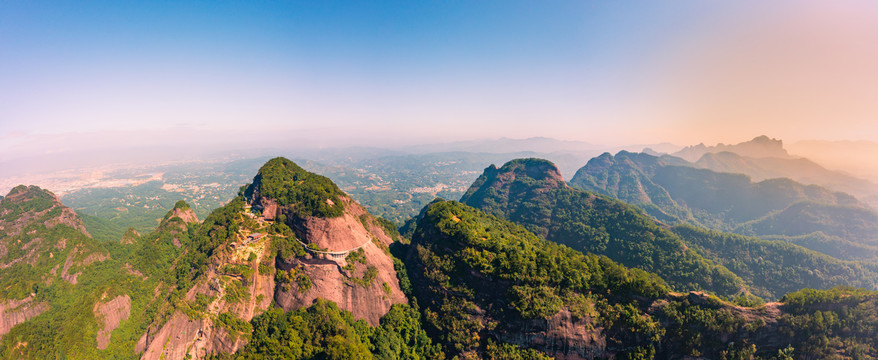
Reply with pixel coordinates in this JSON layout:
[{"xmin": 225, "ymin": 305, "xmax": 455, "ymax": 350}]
[
  {"xmin": 660, "ymin": 136, "xmax": 878, "ymax": 208},
  {"xmin": 461, "ymin": 158, "xmax": 878, "ymax": 300},
  {"xmin": 571, "ymin": 150, "xmax": 878, "ymax": 256},
  {"xmin": 672, "ymin": 135, "xmax": 792, "ymax": 162},
  {"xmin": 788, "ymin": 139, "xmax": 878, "ymax": 181},
  {"xmin": 4, "ymin": 157, "xmax": 878, "ymax": 358}
]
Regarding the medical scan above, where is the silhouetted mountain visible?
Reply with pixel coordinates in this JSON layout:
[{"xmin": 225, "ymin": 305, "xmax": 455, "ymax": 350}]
[
  {"xmin": 673, "ymin": 135, "xmax": 792, "ymax": 162},
  {"xmin": 695, "ymin": 150, "xmax": 878, "ymax": 208}
]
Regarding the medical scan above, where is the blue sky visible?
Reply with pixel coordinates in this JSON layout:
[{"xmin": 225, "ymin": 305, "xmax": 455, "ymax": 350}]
[{"xmin": 2, "ymin": 0, "xmax": 878, "ymax": 154}]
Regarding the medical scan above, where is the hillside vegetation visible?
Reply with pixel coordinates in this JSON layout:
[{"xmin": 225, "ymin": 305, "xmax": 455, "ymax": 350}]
[
  {"xmin": 461, "ymin": 158, "xmax": 747, "ymax": 297},
  {"xmin": 5, "ymin": 157, "xmax": 878, "ymax": 359},
  {"xmin": 570, "ymin": 151, "xmax": 878, "ymax": 261}
]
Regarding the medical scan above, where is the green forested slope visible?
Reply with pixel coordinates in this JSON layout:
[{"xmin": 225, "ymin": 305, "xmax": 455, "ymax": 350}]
[
  {"xmin": 569, "ymin": 151, "xmax": 878, "ymax": 258},
  {"xmin": 5, "ymin": 158, "xmax": 878, "ymax": 359},
  {"xmin": 461, "ymin": 158, "xmax": 746, "ymax": 297},
  {"xmin": 673, "ymin": 224, "xmax": 878, "ymax": 299},
  {"xmin": 0, "ymin": 187, "xmax": 196, "ymax": 359},
  {"xmin": 404, "ymin": 199, "xmax": 878, "ymax": 359},
  {"xmin": 406, "ymin": 199, "xmax": 669, "ymax": 358}
]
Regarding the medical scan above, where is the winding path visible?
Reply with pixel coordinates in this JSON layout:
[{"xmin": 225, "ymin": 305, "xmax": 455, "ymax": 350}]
[{"xmin": 294, "ymin": 237, "xmax": 371, "ymax": 260}]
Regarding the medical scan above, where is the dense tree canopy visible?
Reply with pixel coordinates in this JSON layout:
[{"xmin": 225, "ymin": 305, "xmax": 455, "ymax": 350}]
[{"xmin": 245, "ymin": 157, "xmax": 346, "ymax": 217}]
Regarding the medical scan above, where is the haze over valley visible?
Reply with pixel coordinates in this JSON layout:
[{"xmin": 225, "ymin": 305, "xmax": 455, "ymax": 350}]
[{"xmin": 3, "ymin": 1, "xmax": 878, "ymax": 359}]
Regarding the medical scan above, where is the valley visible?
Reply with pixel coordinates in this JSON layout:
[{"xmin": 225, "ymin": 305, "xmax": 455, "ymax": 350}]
[
  {"xmin": 6, "ymin": 1, "xmax": 878, "ymax": 358},
  {"xmin": 2, "ymin": 138, "xmax": 878, "ymax": 359}
]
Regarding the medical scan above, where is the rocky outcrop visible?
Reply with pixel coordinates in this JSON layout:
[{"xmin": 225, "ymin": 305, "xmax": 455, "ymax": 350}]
[
  {"xmin": 140, "ymin": 311, "xmax": 207, "ymax": 360},
  {"xmin": 139, "ymin": 305, "xmax": 248, "ymax": 359},
  {"xmin": 124, "ymin": 263, "xmax": 146, "ymax": 279},
  {"xmin": 60, "ymin": 247, "xmax": 109, "ymax": 285},
  {"xmin": 93, "ymin": 294, "xmax": 131, "ymax": 349},
  {"xmin": 139, "ymin": 220, "xmax": 275, "ymax": 359},
  {"xmin": 170, "ymin": 206, "xmax": 199, "ymax": 225},
  {"xmin": 257, "ymin": 198, "xmax": 278, "ymax": 221},
  {"xmin": 292, "ymin": 198, "xmax": 394, "ymax": 251},
  {"xmin": 499, "ymin": 309, "xmax": 607, "ymax": 360},
  {"xmin": 242, "ymin": 158, "xmax": 407, "ymax": 325},
  {"xmin": 275, "ymin": 238, "xmax": 406, "ymax": 326},
  {"xmin": 275, "ymin": 197, "xmax": 406, "ymax": 326},
  {"xmin": 141, "ymin": 158, "xmax": 408, "ymax": 357},
  {"xmin": 120, "ymin": 228, "xmax": 140, "ymax": 245},
  {"xmin": 43, "ymin": 206, "xmax": 90, "ymax": 238},
  {"xmin": 0, "ymin": 185, "xmax": 89, "ymax": 238},
  {"xmin": 1, "ymin": 186, "xmax": 99, "ymax": 274},
  {"xmin": 0, "ymin": 296, "xmax": 49, "ymax": 339},
  {"xmin": 158, "ymin": 202, "xmax": 199, "ymax": 233}
]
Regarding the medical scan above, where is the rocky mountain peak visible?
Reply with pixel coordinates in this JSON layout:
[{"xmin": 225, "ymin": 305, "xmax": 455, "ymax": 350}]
[
  {"xmin": 674, "ymin": 135, "xmax": 791, "ymax": 162},
  {"xmin": 169, "ymin": 200, "xmax": 199, "ymax": 224},
  {"xmin": 242, "ymin": 158, "xmax": 407, "ymax": 324},
  {"xmin": 244, "ymin": 157, "xmax": 347, "ymax": 220},
  {"xmin": 460, "ymin": 158, "xmax": 567, "ymax": 208},
  {"xmin": 500, "ymin": 158, "xmax": 566, "ymax": 184},
  {"xmin": 156, "ymin": 201, "xmax": 199, "ymax": 235},
  {"xmin": 1, "ymin": 185, "xmax": 90, "ymax": 238}
]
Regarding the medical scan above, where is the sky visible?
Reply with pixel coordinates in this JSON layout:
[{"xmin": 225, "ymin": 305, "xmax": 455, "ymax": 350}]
[{"xmin": 2, "ymin": 0, "xmax": 878, "ymax": 161}]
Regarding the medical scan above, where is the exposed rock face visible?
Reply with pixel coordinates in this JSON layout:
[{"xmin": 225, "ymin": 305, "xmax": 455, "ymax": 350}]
[
  {"xmin": 275, "ymin": 240, "xmax": 406, "ymax": 326},
  {"xmin": 124, "ymin": 263, "xmax": 146, "ymax": 279},
  {"xmin": 499, "ymin": 309, "xmax": 606, "ymax": 360},
  {"xmin": 139, "ymin": 217, "xmax": 276, "ymax": 359},
  {"xmin": 120, "ymin": 228, "xmax": 141, "ymax": 245},
  {"xmin": 60, "ymin": 247, "xmax": 109, "ymax": 285},
  {"xmin": 293, "ymin": 198, "xmax": 394, "ymax": 251},
  {"xmin": 258, "ymin": 197, "xmax": 278, "ymax": 221},
  {"xmin": 0, "ymin": 296, "xmax": 49, "ymax": 339},
  {"xmin": 1, "ymin": 185, "xmax": 97, "ymax": 280},
  {"xmin": 140, "ymin": 311, "xmax": 209, "ymax": 360},
  {"xmin": 1, "ymin": 186, "xmax": 89, "ymax": 240},
  {"xmin": 170, "ymin": 206, "xmax": 199, "ymax": 225},
  {"xmin": 240, "ymin": 158, "xmax": 406, "ymax": 325},
  {"xmin": 43, "ymin": 206, "xmax": 90, "ymax": 237},
  {"xmin": 1, "ymin": 186, "xmax": 90, "ymax": 238},
  {"xmin": 275, "ymin": 197, "xmax": 406, "ymax": 326},
  {"xmin": 139, "ymin": 307, "xmax": 248, "ymax": 360},
  {"xmin": 141, "ymin": 158, "xmax": 408, "ymax": 357},
  {"xmin": 158, "ymin": 202, "xmax": 200, "ymax": 234},
  {"xmin": 93, "ymin": 295, "xmax": 131, "ymax": 349}
]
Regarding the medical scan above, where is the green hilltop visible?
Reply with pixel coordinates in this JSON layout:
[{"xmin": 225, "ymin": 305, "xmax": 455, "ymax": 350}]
[
  {"xmin": 244, "ymin": 157, "xmax": 346, "ymax": 218},
  {"xmin": 463, "ymin": 158, "xmax": 878, "ymax": 300},
  {"xmin": 461, "ymin": 158, "xmax": 747, "ymax": 298},
  {"xmin": 3, "ymin": 157, "xmax": 878, "ymax": 359}
]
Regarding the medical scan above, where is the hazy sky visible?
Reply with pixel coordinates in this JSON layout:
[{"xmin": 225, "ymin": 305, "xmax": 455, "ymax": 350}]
[{"xmin": 2, "ymin": 0, "xmax": 878, "ymax": 155}]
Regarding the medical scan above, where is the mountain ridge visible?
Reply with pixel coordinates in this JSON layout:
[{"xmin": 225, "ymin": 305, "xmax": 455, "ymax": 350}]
[
  {"xmin": 673, "ymin": 135, "xmax": 792, "ymax": 162},
  {"xmin": 569, "ymin": 150, "xmax": 878, "ymax": 248},
  {"xmin": 461, "ymin": 158, "xmax": 749, "ymax": 298}
]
